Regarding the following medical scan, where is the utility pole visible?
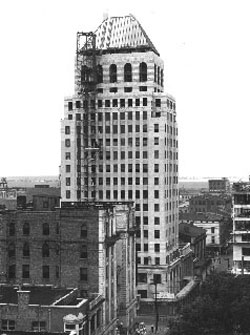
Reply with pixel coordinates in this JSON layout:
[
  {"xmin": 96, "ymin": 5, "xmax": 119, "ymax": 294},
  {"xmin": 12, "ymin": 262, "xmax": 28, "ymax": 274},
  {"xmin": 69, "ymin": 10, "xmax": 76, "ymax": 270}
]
[{"xmin": 151, "ymin": 279, "xmax": 159, "ymax": 333}]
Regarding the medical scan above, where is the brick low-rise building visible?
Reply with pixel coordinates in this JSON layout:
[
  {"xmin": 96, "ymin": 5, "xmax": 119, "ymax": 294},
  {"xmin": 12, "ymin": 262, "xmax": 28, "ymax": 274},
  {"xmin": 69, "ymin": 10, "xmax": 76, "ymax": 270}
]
[
  {"xmin": 0, "ymin": 285, "xmax": 103, "ymax": 334},
  {"xmin": 0, "ymin": 196, "xmax": 137, "ymax": 334}
]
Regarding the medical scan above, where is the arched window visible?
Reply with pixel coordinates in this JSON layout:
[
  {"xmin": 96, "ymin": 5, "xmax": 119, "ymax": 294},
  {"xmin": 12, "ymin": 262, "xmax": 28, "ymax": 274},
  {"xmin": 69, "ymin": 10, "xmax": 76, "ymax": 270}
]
[
  {"xmin": 81, "ymin": 65, "xmax": 90, "ymax": 83},
  {"xmin": 97, "ymin": 65, "xmax": 103, "ymax": 83},
  {"xmin": 154, "ymin": 64, "xmax": 157, "ymax": 82},
  {"xmin": 109, "ymin": 64, "xmax": 117, "ymax": 83},
  {"xmin": 23, "ymin": 242, "xmax": 30, "ymax": 257},
  {"xmin": 80, "ymin": 245, "xmax": 88, "ymax": 259},
  {"xmin": 81, "ymin": 224, "xmax": 87, "ymax": 238},
  {"xmin": 23, "ymin": 222, "xmax": 30, "ymax": 235},
  {"xmin": 139, "ymin": 62, "xmax": 147, "ymax": 82},
  {"xmin": 42, "ymin": 243, "xmax": 50, "ymax": 257},
  {"xmin": 161, "ymin": 69, "xmax": 164, "ymax": 86},
  {"xmin": 124, "ymin": 63, "xmax": 132, "ymax": 82},
  {"xmin": 43, "ymin": 223, "xmax": 49, "ymax": 235},
  {"xmin": 9, "ymin": 222, "xmax": 15, "ymax": 236},
  {"xmin": 8, "ymin": 243, "xmax": 15, "ymax": 257}
]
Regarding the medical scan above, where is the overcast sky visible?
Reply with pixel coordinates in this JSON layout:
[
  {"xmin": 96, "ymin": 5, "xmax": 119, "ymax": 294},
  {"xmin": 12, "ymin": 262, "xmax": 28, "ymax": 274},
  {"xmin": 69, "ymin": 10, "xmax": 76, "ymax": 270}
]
[{"xmin": 1, "ymin": 0, "xmax": 250, "ymax": 179}]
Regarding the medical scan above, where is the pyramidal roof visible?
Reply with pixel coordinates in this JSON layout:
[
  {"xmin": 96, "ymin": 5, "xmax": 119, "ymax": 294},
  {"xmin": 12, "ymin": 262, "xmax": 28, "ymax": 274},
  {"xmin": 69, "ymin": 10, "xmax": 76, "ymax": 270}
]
[{"xmin": 95, "ymin": 14, "xmax": 159, "ymax": 55}]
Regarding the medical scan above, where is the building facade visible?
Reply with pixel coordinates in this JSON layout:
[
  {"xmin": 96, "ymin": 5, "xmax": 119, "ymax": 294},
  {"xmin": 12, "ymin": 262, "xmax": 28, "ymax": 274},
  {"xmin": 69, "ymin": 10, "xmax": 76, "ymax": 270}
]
[
  {"xmin": 232, "ymin": 182, "xmax": 250, "ymax": 274},
  {"xmin": 209, "ymin": 177, "xmax": 230, "ymax": 193},
  {"xmin": 61, "ymin": 14, "xmax": 179, "ymax": 300},
  {"xmin": 0, "ymin": 196, "xmax": 137, "ymax": 334},
  {"xmin": 179, "ymin": 212, "xmax": 228, "ymax": 254}
]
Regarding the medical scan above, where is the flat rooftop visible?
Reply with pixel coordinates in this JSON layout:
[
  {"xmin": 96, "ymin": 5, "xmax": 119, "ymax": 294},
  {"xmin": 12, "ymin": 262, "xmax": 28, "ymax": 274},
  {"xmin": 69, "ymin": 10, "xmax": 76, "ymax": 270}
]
[{"xmin": 0, "ymin": 286, "xmax": 72, "ymax": 305}]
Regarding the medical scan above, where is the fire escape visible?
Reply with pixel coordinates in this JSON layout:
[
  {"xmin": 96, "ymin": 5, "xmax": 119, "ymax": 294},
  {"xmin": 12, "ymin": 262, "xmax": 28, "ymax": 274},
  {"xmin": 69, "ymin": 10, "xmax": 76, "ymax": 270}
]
[{"xmin": 76, "ymin": 32, "xmax": 99, "ymax": 202}]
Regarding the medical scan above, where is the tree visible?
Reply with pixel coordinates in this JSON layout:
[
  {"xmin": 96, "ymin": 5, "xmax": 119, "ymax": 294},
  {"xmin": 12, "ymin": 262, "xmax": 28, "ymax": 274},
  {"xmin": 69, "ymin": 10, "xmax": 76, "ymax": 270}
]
[{"xmin": 168, "ymin": 273, "xmax": 250, "ymax": 335}]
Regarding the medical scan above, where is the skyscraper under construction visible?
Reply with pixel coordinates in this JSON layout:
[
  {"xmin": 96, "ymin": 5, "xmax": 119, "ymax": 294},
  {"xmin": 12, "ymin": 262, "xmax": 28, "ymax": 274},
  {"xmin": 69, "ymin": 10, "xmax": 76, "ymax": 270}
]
[{"xmin": 61, "ymin": 14, "xmax": 180, "ymax": 300}]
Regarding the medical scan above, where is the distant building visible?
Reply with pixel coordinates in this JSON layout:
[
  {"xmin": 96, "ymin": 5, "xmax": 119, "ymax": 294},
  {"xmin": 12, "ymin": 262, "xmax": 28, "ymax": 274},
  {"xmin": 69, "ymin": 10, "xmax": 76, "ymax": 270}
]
[
  {"xmin": 189, "ymin": 193, "xmax": 232, "ymax": 216},
  {"xmin": 179, "ymin": 212, "xmax": 229, "ymax": 254},
  {"xmin": 0, "ymin": 198, "xmax": 137, "ymax": 334},
  {"xmin": 232, "ymin": 182, "xmax": 250, "ymax": 275},
  {"xmin": 208, "ymin": 177, "xmax": 230, "ymax": 193}
]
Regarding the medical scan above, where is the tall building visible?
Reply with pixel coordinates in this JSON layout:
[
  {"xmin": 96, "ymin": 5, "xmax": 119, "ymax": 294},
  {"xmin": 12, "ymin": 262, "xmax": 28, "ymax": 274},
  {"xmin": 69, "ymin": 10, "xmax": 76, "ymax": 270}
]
[
  {"xmin": 232, "ymin": 182, "xmax": 250, "ymax": 274},
  {"xmin": 61, "ymin": 15, "xmax": 179, "ymax": 300}
]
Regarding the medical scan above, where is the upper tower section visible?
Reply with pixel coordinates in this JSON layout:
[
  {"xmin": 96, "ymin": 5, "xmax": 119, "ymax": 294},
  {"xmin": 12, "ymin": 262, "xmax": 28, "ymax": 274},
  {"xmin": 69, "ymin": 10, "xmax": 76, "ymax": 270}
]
[{"xmin": 95, "ymin": 14, "xmax": 159, "ymax": 55}]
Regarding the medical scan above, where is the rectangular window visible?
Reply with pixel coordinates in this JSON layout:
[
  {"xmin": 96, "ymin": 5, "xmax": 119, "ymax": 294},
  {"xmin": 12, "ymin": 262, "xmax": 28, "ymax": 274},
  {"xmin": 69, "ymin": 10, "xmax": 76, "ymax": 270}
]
[
  {"xmin": 66, "ymin": 177, "xmax": 71, "ymax": 186},
  {"xmin": 155, "ymin": 99, "xmax": 161, "ymax": 107},
  {"xmin": 120, "ymin": 125, "xmax": 125, "ymax": 133},
  {"xmin": 68, "ymin": 101, "xmax": 73, "ymax": 111},
  {"xmin": 154, "ymin": 177, "xmax": 159, "ymax": 185},
  {"xmin": 76, "ymin": 100, "xmax": 81, "ymax": 108},
  {"xmin": 110, "ymin": 87, "xmax": 117, "ymax": 93},
  {"xmin": 138, "ymin": 290, "xmax": 147, "ymax": 298},
  {"xmin": 153, "ymin": 274, "xmax": 161, "ymax": 283},
  {"xmin": 65, "ymin": 152, "xmax": 71, "ymax": 160},
  {"xmin": 143, "ymin": 151, "xmax": 148, "ymax": 159},
  {"xmin": 136, "ymin": 190, "xmax": 140, "ymax": 199},
  {"xmin": 154, "ymin": 244, "xmax": 160, "ymax": 252},
  {"xmin": 143, "ymin": 230, "xmax": 148, "ymax": 238},
  {"xmin": 124, "ymin": 87, "xmax": 132, "ymax": 92},
  {"xmin": 128, "ymin": 124, "xmax": 133, "ymax": 132},
  {"xmin": 22, "ymin": 264, "xmax": 30, "ymax": 279},
  {"xmin": 128, "ymin": 111, "xmax": 132, "ymax": 120},
  {"xmin": 143, "ymin": 217, "xmax": 148, "ymax": 225},
  {"xmin": 136, "ymin": 98, "xmax": 140, "ymax": 106},
  {"xmin": 144, "ymin": 244, "xmax": 148, "ymax": 251},
  {"xmin": 154, "ymin": 190, "xmax": 159, "ymax": 198},
  {"xmin": 139, "ymin": 86, "xmax": 147, "ymax": 91},
  {"xmin": 128, "ymin": 98, "xmax": 133, "ymax": 106},
  {"xmin": 154, "ymin": 164, "xmax": 159, "ymax": 173},
  {"xmin": 65, "ymin": 126, "xmax": 70, "ymax": 134},
  {"xmin": 121, "ymin": 151, "xmax": 126, "ymax": 159},
  {"xmin": 155, "ymin": 258, "xmax": 160, "ymax": 265},
  {"xmin": 98, "ymin": 100, "xmax": 102, "ymax": 108},
  {"xmin": 120, "ymin": 99, "xmax": 125, "ymax": 108},
  {"xmin": 143, "ymin": 204, "xmax": 148, "ymax": 211},
  {"xmin": 80, "ymin": 267, "xmax": 87, "ymax": 281},
  {"xmin": 112, "ymin": 99, "xmax": 118, "ymax": 107},
  {"xmin": 154, "ymin": 137, "xmax": 159, "ymax": 145},
  {"xmin": 154, "ymin": 124, "xmax": 159, "ymax": 132},
  {"xmin": 128, "ymin": 177, "xmax": 133, "ymax": 185},
  {"xmin": 143, "ymin": 164, "xmax": 148, "ymax": 173},
  {"xmin": 136, "ymin": 243, "xmax": 141, "ymax": 252},
  {"xmin": 42, "ymin": 265, "xmax": 50, "ymax": 279},
  {"xmin": 143, "ymin": 138, "xmax": 147, "ymax": 146},
  {"xmin": 128, "ymin": 151, "xmax": 133, "ymax": 159},
  {"xmin": 66, "ymin": 190, "xmax": 71, "ymax": 199},
  {"xmin": 128, "ymin": 164, "xmax": 133, "ymax": 173},
  {"xmin": 154, "ymin": 230, "xmax": 160, "ymax": 238},
  {"xmin": 154, "ymin": 217, "xmax": 160, "ymax": 225},
  {"xmin": 154, "ymin": 204, "xmax": 160, "ymax": 212},
  {"xmin": 143, "ymin": 98, "xmax": 147, "ymax": 106},
  {"xmin": 154, "ymin": 150, "xmax": 159, "ymax": 159},
  {"xmin": 138, "ymin": 273, "xmax": 147, "ymax": 283},
  {"xmin": 1, "ymin": 320, "xmax": 16, "ymax": 331},
  {"xmin": 32, "ymin": 321, "xmax": 46, "ymax": 332},
  {"xmin": 65, "ymin": 139, "xmax": 71, "ymax": 147},
  {"xmin": 144, "ymin": 257, "xmax": 149, "ymax": 265}
]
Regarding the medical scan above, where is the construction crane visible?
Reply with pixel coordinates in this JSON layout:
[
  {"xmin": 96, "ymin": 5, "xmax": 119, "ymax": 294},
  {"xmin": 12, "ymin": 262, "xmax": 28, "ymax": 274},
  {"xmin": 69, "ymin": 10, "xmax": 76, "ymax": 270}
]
[{"xmin": 76, "ymin": 32, "xmax": 99, "ymax": 202}]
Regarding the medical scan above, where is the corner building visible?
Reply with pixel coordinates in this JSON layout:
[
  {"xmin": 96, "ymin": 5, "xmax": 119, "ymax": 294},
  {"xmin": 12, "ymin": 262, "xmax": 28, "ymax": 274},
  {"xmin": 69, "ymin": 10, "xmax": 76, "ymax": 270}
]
[{"xmin": 61, "ymin": 15, "xmax": 179, "ymax": 300}]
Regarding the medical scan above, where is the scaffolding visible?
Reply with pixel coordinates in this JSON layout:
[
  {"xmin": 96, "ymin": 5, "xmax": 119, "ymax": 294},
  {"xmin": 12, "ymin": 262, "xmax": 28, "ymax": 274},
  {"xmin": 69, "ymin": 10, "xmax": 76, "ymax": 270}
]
[{"xmin": 76, "ymin": 32, "xmax": 99, "ymax": 202}]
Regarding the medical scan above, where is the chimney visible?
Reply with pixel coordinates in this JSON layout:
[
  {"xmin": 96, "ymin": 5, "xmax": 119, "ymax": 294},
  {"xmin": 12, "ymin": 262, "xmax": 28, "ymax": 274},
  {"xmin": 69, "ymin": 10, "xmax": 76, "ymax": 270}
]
[{"xmin": 17, "ymin": 290, "xmax": 30, "ymax": 313}]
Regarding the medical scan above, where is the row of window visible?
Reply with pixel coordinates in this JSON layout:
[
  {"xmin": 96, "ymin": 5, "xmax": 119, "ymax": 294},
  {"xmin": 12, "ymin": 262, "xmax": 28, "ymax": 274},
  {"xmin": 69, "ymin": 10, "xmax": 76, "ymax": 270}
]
[
  {"xmin": 7, "ymin": 243, "xmax": 88, "ymax": 259},
  {"xmin": 69, "ymin": 97, "xmax": 165, "ymax": 110},
  {"xmin": 137, "ymin": 253, "xmax": 176, "ymax": 266},
  {"xmin": 81, "ymin": 62, "xmax": 163, "ymax": 85},
  {"xmin": 65, "ymin": 163, "xmax": 178, "ymax": 175},
  {"xmin": 8, "ymin": 222, "xmax": 52, "ymax": 236},
  {"xmin": 8, "ymin": 264, "xmax": 88, "ymax": 281},
  {"xmin": 7, "ymin": 224, "xmax": 87, "ymax": 238},
  {"xmin": 66, "ymin": 137, "xmax": 178, "ymax": 151},
  {"xmin": 1, "ymin": 320, "xmax": 47, "ymax": 332}
]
